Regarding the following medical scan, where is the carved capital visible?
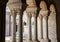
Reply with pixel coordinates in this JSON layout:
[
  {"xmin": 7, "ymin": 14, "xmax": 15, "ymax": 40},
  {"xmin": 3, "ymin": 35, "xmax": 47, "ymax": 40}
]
[
  {"xmin": 7, "ymin": 0, "xmax": 22, "ymax": 11},
  {"xmin": 26, "ymin": 7, "xmax": 37, "ymax": 12},
  {"xmin": 38, "ymin": 14, "xmax": 43, "ymax": 20},
  {"xmin": 26, "ymin": 12, "xmax": 32, "ymax": 18},
  {"xmin": 26, "ymin": 0, "xmax": 37, "ymax": 18},
  {"xmin": 39, "ymin": 10, "xmax": 48, "ymax": 17},
  {"xmin": 16, "ymin": 9, "xmax": 23, "ymax": 16},
  {"xmin": 40, "ymin": 1, "xmax": 47, "ymax": 10},
  {"xmin": 11, "ymin": 9, "xmax": 17, "ymax": 17},
  {"xmin": 26, "ymin": 0, "xmax": 36, "ymax": 7},
  {"xmin": 50, "ymin": 4, "xmax": 56, "ymax": 12},
  {"xmin": 26, "ymin": 6, "xmax": 37, "ymax": 17},
  {"xmin": 31, "ymin": 12, "xmax": 37, "ymax": 17}
]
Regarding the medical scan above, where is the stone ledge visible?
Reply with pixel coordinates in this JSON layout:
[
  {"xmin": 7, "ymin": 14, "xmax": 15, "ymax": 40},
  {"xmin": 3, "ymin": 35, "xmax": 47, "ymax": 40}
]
[{"xmin": 40, "ymin": 39, "xmax": 49, "ymax": 42}]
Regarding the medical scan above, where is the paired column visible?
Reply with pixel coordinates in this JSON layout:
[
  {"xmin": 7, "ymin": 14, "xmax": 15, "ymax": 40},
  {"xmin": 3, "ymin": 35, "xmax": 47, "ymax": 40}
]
[
  {"xmin": 48, "ymin": 4, "xmax": 58, "ymax": 42},
  {"xmin": 39, "ymin": 1, "xmax": 49, "ymax": 42},
  {"xmin": 26, "ymin": 0, "xmax": 37, "ymax": 41},
  {"xmin": 11, "ymin": 9, "xmax": 17, "ymax": 42},
  {"xmin": 17, "ymin": 9, "xmax": 23, "ymax": 42},
  {"xmin": 38, "ymin": 12, "xmax": 48, "ymax": 42}
]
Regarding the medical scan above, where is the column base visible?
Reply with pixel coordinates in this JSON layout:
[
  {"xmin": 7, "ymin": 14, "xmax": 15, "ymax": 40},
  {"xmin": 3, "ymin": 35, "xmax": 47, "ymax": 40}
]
[
  {"xmin": 33, "ymin": 40, "xmax": 38, "ymax": 42},
  {"xmin": 51, "ymin": 39, "xmax": 58, "ymax": 42},
  {"xmin": 11, "ymin": 40, "xmax": 16, "ymax": 42},
  {"xmin": 27, "ymin": 40, "xmax": 33, "ymax": 42},
  {"xmin": 10, "ymin": 37, "xmax": 16, "ymax": 42},
  {"xmin": 40, "ymin": 39, "xmax": 49, "ymax": 42}
]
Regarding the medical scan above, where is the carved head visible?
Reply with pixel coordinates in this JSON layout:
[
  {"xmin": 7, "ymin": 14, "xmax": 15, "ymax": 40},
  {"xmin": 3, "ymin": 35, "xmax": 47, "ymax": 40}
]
[
  {"xmin": 26, "ymin": 0, "xmax": 36, "ymax": 6},
  {"xmin": 50, "ymin": 4, "xmax": 55, "ymax": 12},
  {"xmin": 40, "ymin": 1, "xmax": 47, "ymax": 10}
]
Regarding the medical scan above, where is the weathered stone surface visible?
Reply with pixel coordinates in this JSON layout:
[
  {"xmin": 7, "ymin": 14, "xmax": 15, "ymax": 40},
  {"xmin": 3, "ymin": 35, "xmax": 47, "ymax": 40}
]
[
  {"xmin": 48, "ymin": 4, "xmax": 57, "ymax": 42},
  {"xmin": 40, "ymin": 39, "xmax": 49, "ymax": 42},
  {"xmin": 7, "ymin": 0, "xmax": 22, "ymax": 11},
  {"xmin": 27, "ymin": 40, "xmax": 33, "ymax": 42},
  {"xmin": 26, "ymin": 0, "xmax": 36, "ymax": 6},
  {"xmin": 37, "ymin": 16, "xmax": 43, "ymax": 41},
  {"xmin": 40, "ymin": 1, "xmax": 47, "ymax": 10},
  {"xmin": 39, "ymin": 1, "xmax": 48, "ymax": 40}
]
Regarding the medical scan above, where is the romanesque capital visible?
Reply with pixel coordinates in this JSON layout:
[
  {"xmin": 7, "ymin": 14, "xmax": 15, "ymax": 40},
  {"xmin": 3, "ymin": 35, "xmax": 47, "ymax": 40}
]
[
  {"xmin": 49, "ymin": 4, "xmax": 56, "ymax": 19},
  {"xmin": 26, "ymin": 8, "xmax": 37, "ymax": 18},
  {"xmin": 26, "ymin": 0, "xmax": 36, "ymax": 7},
  {"xmin": 7, "ymin": 0, "xmax": 22, "ymax": 11},
  {"xmin": 26, "ymin": 12, "xmax": 32, "ymax": 18},
  {"xmin": 16, "ymin": 9, "xmax": 23, "ymax": 16},
  {"xmin": 38, "ymin": 14, "xmax": 43, "ymax": 20},
  {"xmin": 50, "ymin": 4, "xmax": 56, "ymax": 12},
  {"xmin": 39, "ymin": 1, "xmax": 48, "ymax": 17},
  {"xmin": 11, "ymin": 9, "xmax": 17, "ymax": 17},
  {"xmin": 26, "ymin": 0, "xmax": 37, "ymax": 18},
  {"xmin": 40, "ymin": 1, "xmax": 47, "ymax": 10}
]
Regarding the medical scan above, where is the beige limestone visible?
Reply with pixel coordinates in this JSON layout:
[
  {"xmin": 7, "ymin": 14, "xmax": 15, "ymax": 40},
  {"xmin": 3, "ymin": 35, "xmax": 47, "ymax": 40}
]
[
  {"xmin": 11, "ymin": 9, "xmax": 17, "ymax": 42},
  {"xmin": 26, "ymin": 11, "xmax": 32, "ymax": 42},
  {"xmin": 40, "ymin": 39, "xmax": 49, "ymax": 42},
  {"xmin": 26, "ymin": 0, "xmax": 37, "ymax": 42},
  {"xmin": 50, "ymin": 4, "xmax": 56, "ymax": 12},
  {"xmin": 40, "ymin": 1, "xmax": 47, "ymax": 10},
  {"xmin": 38, "ymin": 1, "xmax": 49, "ymax": 42},
  {"xmin": 7, "ymin": 0, "xmax": 22, "ymax": 11},
  {"xmin": 26, "ymin": 0, "xmax": 36, "ymax": 7},
  {"xmin": 48, "ymin": 4, "xmax": 57, "ymax": 42},
  {"xmin": 37, "ymin": 15, "xmax": 43, "ymax": 41}
]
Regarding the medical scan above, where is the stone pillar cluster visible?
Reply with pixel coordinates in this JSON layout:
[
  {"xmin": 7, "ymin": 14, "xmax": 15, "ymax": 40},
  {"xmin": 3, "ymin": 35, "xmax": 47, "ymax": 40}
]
[
  {"xmin": 7, "ymin": 0, "xmax": 57, "ymax": 42},
  {"xmin": 26, "ymin": 0, "xmax": 37, "ymax": 42},
  {"xmin": 11, "ymin": 9, "xmax": 17, "ymax": 42},
  {"xmin": 7, "ymin": 0, "xmax": 23, "ymax": 42},
  {"xmin": 48, "ymin": 4, "xmax": 57, "ymax": 42},
  {"xmin": 37, "ymin": 1, "xmax": 49, "ymax": 42},
  {"xmin": 37, "ymin": 1, "xmax": 57, "ymax": 42}
]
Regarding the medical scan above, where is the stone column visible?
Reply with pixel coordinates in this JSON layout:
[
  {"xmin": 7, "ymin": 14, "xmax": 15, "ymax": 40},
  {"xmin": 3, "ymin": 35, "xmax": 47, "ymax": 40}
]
[
  {"xmin": 32, "ymin": 13, "xmax": 38, "ymax": 42},
  {"xmin": 9, "ymin": 14, "xmax": 11, "ymax": 36},
  {"xmin": 11, "ymin": 9, "xmax": 17, "ymax": 42},
  {"xmin": 42, "ymin": 11, "xmax": 48, "ymax": 42},
  {"xmin": 38, "ymin": 14, "xmax": 43, "ymax": 41},
  {"xmin": 39, "ymin": 1, "xmax": 49, "ymax": 42},
  {"xmin": 26, "ymin": 0, "xmax": 37, "ymax": 41},
  {"xmin": 17, "ymin": 9, "xmax": 23, "ymax": 42},
  {"xmin": 26, "ymin": 12, "xmax": 32, "ymax": 42},
  {"xmin": 7, "ymin": 0, "xmax": 23, "ymax": 42},
  {"xmin": 41, "ymin": 12, "xmax": 48, "ymax": 42},
  {"xmin": 48, "ymin": 4, "xmax": 58, "ymax": 42},
  {"xmin": 43, "ymin": 16, "xmax": 48, "ymax": 39}
]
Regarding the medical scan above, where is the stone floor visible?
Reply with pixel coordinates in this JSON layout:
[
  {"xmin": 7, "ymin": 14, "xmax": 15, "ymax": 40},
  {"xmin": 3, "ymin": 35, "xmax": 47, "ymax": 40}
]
[{"xmin": 5, "ymin": 36, "xmax": 27, "ymax": 42}]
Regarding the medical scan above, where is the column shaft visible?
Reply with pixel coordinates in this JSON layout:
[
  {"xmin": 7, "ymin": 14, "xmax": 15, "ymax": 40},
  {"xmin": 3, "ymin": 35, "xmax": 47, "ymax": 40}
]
[
  {"xmin": 43, "ymin": 16, "xmax": 48, "ymax": 39},
  {"xmin": 39, "ymin": 16, "xmax": 43, "ymax": 39},
  {"xmin": 12, "ymin": 11, "xmax": 16, "ymax": 42},
  {"xmin": 18, "ymin": 12, "xmax": 23, "ymax": 42},
  {"xmin": 27, "ymin": 13, "xmax": 32, "ymax": 42},
  {"xmin": 9, "ymin": 14, "xmax": 11, "ymax": 36},
  {"xmin": 28, "ymin": 17, "xmax": 32, "ymax": 40},
  {"xmin": 33, "ymin": 16, "xmax": 37, "ymax": 41}
]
